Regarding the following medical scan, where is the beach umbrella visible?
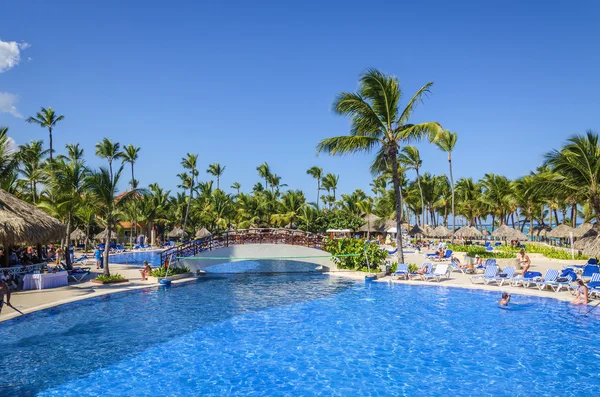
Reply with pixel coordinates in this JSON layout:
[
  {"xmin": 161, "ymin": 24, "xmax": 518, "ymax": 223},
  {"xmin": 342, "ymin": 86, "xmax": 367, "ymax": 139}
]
[
  {"xmin": 547, "ymin": 224, "xmax": 575, "ymax": 239},
  {"xmin": 530, "ymin": 225, "xmax": 551, "ymax": 238},
  {"xmin": 69, "ymin": 228, "xmax": 86, "ymax": 241},
  {"xmin": 574, "ymin": 236, "xmax": 596, "ymax": 251},
  {"xmin": 408, "ymin": 224, "xmax": 427, "ymax": 237},
  {"xmin": 167, "ymin": 227, "xmax": 185, "ymax": 239},
  {"xmin": 454, "ymin": 226, "xmax": 483, "ymax": 238},
  {"xmin": 195, "ymin": 227, "xmax": 211, "ymax": 239},
  {"xmin": 431, "ymin": 225, "xmax": 452, "ymax": 238},
  {"xmin": 572, "ymin": 222, "xmax": 594, "ymax": 239},
  {"xmin": 358, "ymin": 214, "xmax": 380, "ymax": 233},
  {"xmin": 0, "ymin": 188, "xmax": 65, "ymax": 245},
  {"xmin": 583, "ymin": 237, "xmax": 600, "ymax": 258},
  {"xmin": 482, "ymin": 229, "xmax": 491, "ymax": 236},
  {"xmin": 94, "ymin": 228, "xmax": 118, "ymax": 241},
  {"xmin": 492, "ymin": 224, "xmax": 528, "ymax": 240}
]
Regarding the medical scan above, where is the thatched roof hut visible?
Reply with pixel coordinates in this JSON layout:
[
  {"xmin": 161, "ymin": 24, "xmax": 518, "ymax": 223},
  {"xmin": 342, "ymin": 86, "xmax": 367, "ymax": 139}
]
[
  {"xmin": 482, "ymin": 229, "xmax": 491, "ymax": 236},
  {"xmin": 408, "ymin": 224, "xmax": 429, "ymax": 237},
  {"xmin": 530, "ymin": 225, "xmax": 551, "ymax": 238},
  {"xmin": 430, "ymin": 225, "xmax": 452, "ymax": 238},
  {"xmin": 583, "ymin": 237, "xmax": 600, "ymax": 258},
  {"xmin": 454, "ymin": 226, "xmax": 483, "ymax": 238},
  {"xmin": 574, "ymin": 236, "xmax": 596, "ymax": 251},
  {"xmin": 0, "ymin": 189, "xmax": 65, "ymax": 245},
  {"xmin": 195, "ymin": 227, "xmax": 211, "ymax": 239},
  {"xmin": 94, "ymin": 228, "xmax": 117, "ymax": 242},
  {"xmin": 547, "ymin": 224, "xmax": 575, "ymax": 239},
  {"xmin": 492, "ymin": 225, "xmax": 528, "ymax": 241},
  {"xmin": 573, "ymin": 223, "xmax": 597, "ymax": 239},
  {"xmin": 69, "ymin": 228, "xmax": 86, "ymax": 241},
  {"xmin": 168, "ymin": 227, "xmax": 185, "ymax": 239}
]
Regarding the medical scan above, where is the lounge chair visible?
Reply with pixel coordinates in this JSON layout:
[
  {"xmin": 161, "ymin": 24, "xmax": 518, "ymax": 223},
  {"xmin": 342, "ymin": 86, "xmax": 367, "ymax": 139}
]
[
  {"xmin": 68, "ymin": 266, "xmax": 91, "ymax": 282},
  {"xmin": 534, "ymin": 269, "xmax": 560, "ymax": 290},
  {"xmin": 392, "ymin": 264, "xmax": 409, "ymax": 280},
  {"xmin": 486, "ymin": 266, "xmax": 516, "ymax": 286},
  {"xmin": 410, "ymin": 263, "xmax": 432, "ymax": 279},
  {"xmin": 449, "ymin": 259, "xmax": 468, "ymax": 274},
  {"xmin": 439, "ymin": 250, "xmax": 452, "ymax": 261},
  {"xmin": 586, "ymin": 273, "xmax": 600, "ymax": 297},
  {"xmin": 470, "ymin": 265, "xmax": 498, "ymax": 284},
  {"xmin": 580, "ymin": 265, "xmax": 599, "ymax": 281},
  {"xmin": 387, "ymin": 248, "xmax": 398, "ymax": 255},
  {"xmin": 421, "ymin": 264, "xmax": 450, "ymax": 282}
]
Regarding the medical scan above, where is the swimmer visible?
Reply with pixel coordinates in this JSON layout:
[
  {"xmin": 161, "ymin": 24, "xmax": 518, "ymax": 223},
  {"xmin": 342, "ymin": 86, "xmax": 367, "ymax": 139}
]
[
  {"xmin": 499, "ymin": 292, "xmax": 511, "ymax": 307},
  {"xmin": 571, "ymin": 279, "xmax": 588, "ymax": 305}
]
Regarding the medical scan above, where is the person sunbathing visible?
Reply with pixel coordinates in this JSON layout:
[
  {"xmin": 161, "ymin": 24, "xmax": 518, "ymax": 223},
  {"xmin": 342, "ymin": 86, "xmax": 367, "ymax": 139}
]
[
  {"xmin": 410, "ymin": 264, "xmax": 430, "ymax": 279},
  {"xmin": 571, "ymin": 280, "xmax": 588, "ymax": 305}
]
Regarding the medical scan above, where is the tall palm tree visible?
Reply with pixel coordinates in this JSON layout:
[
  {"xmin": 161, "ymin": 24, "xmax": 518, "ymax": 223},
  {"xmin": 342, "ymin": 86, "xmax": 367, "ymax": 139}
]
[
  {"xmin": 121, "ymin": 144, "xmax": 141, "ymax": 243},
  {"xmin": 95, "ymin": 138, "xmax": 123, "ymax": 182},
  {"xmin": 17, "ymin": 140, "xmax": 49, "ymax": 203},
  {"xmin": 434, "ymin": 130, "xmax": 458, "ymax": 233},
  {"xmin": 181, "ymin": 153, "xmax": 198, "ymax": 236},
  {"xmin": 321, "ymin": 173, "xmax": 339, "ymax": 207},
  {"xmin": 357, "ymin": 197, "xmax": 374, "ymax": 239},
  {"xmin": 26, "ymin": 107, "xmax": 64, "ymax": 163},
  {"xmin": 207, "ymin": 162, "xmax": 226, "ymax": 190},
  {"xmin": 306, "ymin": 166, "xmax": 323, "ymax": 209},
  {"xmin": 231, "ymin": 182, "xmax": 241, "ymax": 196},
  {"xmin": 257, "ymin": 162, "xmax": 271, "ymax": 189},
  {"xmin": 0, "ymin": 126, "xmax": 19, "ymax": 191},
  {"xmin": 317, "ymin": 69, "xmax": 442, "ymax": 263},
  {"xmin": 87, "ymin": 165, "xmax": 125, "ymax": 275},
  {"xmin": 544, "ymin": 131, "xmax": 600, "ymax": 222},
  {"xmin": 399, "ymin": 146, "xmax": 425, "ymax": 225}
]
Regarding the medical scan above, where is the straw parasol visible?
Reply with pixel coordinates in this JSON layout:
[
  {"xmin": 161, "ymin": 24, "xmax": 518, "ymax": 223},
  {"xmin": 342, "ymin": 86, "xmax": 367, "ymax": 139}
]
[
  {"xmin": 69, "ymin": 228, "xmax": 86, "ymax": 241},
  {"xmin": 583, "ymin": 237, "xmax": 600, "ymax": 258},
  {"xmin": 167, "ymin": 227, "xmax": 185, "ymax": 239},
  {"xmin": 0, "ymin": 188, "xmax": 65, "ymax": 245},
  {"xmin": 482, "ymin": 229, "xmax": 491, "ymax": 236},
  {"xmin": 547, "ymin": 224, "xmax": 575, "ymax": 239},
  {"xmin": 195, "ymin": 227, "xmax": 211, "ymax": 239},
  {"xmin": 430, "ymin": 225, "xmax": 452, "ymax": 238},
  {"xmin": 454, "ymin": 226, "xmax": 483, "ymax": 238},
  {"xmin": 572, "ymin": 222, "xmax": 595, "ymax": 239},
  {"xmin": 574, "ymin": 236, "xmax": 596, "ymax": 251},
  {"xmin": 530, "ymin": 225, "xmax": 551, "ymax": 238},
  {"xmin": 492, "ymin": 224, "xmax": 528, "ymax": 241},
  {"xmin": 94, "ymin": 228, "xmax": 117, "ymax": 241},
  {"xmin": 408, "ymin": 224, "xmax": 428, "ymax": 237}
]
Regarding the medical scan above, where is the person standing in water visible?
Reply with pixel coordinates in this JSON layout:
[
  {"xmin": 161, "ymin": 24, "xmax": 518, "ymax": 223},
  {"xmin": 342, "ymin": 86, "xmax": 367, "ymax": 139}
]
[{"xmin": 499, "ymin": 293, "xmax": 511, "ymax": 307}]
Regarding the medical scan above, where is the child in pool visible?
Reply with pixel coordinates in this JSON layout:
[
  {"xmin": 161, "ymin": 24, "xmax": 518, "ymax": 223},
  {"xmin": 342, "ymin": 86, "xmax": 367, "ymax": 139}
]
[{"xmin": 499, "ymin": 293, "xmax": 511, "ymax": 307}]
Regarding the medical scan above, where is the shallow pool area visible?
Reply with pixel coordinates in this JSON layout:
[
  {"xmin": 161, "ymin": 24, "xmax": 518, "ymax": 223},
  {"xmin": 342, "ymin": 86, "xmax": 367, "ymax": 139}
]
[
  {"xmin": 1, "ymin": 267, "xmax": 599, "ymax": 396},
  {"xmin": 109, "ymin": 250, "xmax": 162, "ymax": 266}
]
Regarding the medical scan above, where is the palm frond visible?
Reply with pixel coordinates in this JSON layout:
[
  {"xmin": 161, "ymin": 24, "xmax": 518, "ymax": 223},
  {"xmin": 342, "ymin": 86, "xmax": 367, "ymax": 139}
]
[{"xmin": 316, "ymin": 135, "xmax": 380, "ymax": 156}]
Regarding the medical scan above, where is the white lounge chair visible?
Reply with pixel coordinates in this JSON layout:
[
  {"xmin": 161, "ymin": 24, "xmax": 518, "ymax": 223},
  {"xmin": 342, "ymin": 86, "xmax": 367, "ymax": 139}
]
[
  {"xmin": 486, "ymin": 266, "xmax": 515, "ymax": 286},
  {"xmin": 421, "ymin": 264, "xmax": 450, "ymax": 282}
]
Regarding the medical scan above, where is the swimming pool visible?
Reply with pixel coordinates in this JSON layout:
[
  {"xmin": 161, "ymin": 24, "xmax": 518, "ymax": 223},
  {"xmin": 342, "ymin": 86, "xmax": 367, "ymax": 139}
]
[
  {"xmin": 109, "ymin": 250, "xmax": 162, "ymax": 266},
  {"xmin": 1, "ymin": 270, "xmax": 599, "ymax": 396}
]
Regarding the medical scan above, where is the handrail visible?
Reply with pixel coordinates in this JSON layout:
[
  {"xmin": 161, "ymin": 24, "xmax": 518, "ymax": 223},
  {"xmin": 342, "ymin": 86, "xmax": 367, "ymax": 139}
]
[{"xmin": 159, "ymin": 228, "xmax": 325, "ymax": 267}]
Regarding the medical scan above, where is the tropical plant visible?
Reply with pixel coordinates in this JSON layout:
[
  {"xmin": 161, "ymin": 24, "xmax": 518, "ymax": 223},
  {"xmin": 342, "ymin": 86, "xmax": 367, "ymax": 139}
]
[
  {"xmin": 317, "ymin": 69, "xmax": 442, "ymax": 263},
  {"xmin": 323, "ymin": 238, "xmax": 387, "ymax": 271},
  {"xmin": 399, "ymin": 146, "xmax": 425, "ymax": 225},
  {"xmin": 26, "ymin": 107, "xmax": 64, "ymax": 163},
  {"xmin": 17, "ymin": 140, "xmax": 49, "ymax": 203},
  {"xmin": 207, "ymin": 162, "xmax": 226, "ymax": 190},
  {"xmin": 121, "ymin": 144, "xmax": 140, "ymax": 242},
  {"xmin": 181, "ymin": 153, "xmax": 198, "ymax": 236},
  {"xmin": 95, "ymin": 138, "xmax": 123, "ymax": 182},
  {"xmin": 231, "ymin": 181, "xmax": 241, "ymax": 196},
  {"xmin": 306, "ymin": 166, "xmax": 323, "ymax": 209},
  {"xmin": 434, "ymin": 130, "xmax": 458, "ymax": 233}
]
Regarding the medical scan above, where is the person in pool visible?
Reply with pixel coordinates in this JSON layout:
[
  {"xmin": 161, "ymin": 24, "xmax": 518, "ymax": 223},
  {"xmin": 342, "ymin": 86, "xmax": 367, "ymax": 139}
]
[
  {"xmin": 499, "ymin": 293, "xmax": 511, "ymax": 307},
  {"xmin": 517, "ymin": 249, "xmax": 531, "ymax": 276},
  {"xmin": 571, "ymin": 279, "xmax": 588, "ymax": 305}
]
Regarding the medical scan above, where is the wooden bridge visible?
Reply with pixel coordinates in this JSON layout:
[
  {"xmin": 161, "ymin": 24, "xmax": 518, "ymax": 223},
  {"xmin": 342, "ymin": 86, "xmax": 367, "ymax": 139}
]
[{"xmin": 159, "ymin": 228, "xmax": 325, "ymax": 267}]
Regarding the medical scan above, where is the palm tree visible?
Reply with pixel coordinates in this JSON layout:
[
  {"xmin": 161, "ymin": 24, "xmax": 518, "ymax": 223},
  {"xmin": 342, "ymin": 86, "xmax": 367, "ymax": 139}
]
[
  {"xmin": 207, "ymin": 162, "xmax": 226, "ymax": 190},
  {"xmin": 306, "ymin": 166, "xmax": 323, "ymax": 209},
  {"xmin": 0, "ymin": 126, "xmax": 19, "ymax": 191},
  {"xmin": 544, "ymin": 131, "xmax": 600, "ymax": 222},
  {"xmin": 46, "ymin": 156, "xmax": 88, "ymax": 268},
  {"xmin": 271, "ymin": 190, "xmax": 306, "ymax": 227},
  {"xmin": 317, "ymin": 69, "xmax": 442, "ymax": 263},
  {"xmin": 26, "ymin": 107, "xmax": 64, "ymax": 163},
  {"xmin": 95, "ymin": 138, "xmax": 123, "ymax": 182},
  {"xmin": 17, "ymin": 140, "xmax": 49, "ymax": 203},
  {"xmin": 434, "ymin": 130, "xmax": 458, "ymax": 233},
  {"xmin": 357, "ymin": 197, "xmax": 374, "ymax": 239},
  {"xmin": 121, "ymin": 144, "xmax": 141, "ymax": 243},
  {"xmin": 231, "ymin": 182, "xmax": 241, "ymax": 196},
  {"xmin": 399, "ymin": 146, "xmax": 425, "ymax": 225},
  {"xmin": 87, "ymin": 165, "xmax": 125, "ymax": 275},
  {"xmin": 257, "ymin": 162, "xmax": 271, "ymax": 189},
  {"xmin": 60, "ymin": 143, "xmax": 84, "ymax": 162},
  {"xmin": 321, "ymin": 173, "xmax": 339, "ymax": 208},
  {"xmin": 181, "ymin": 153, "xmax": 198, "ymax": 236}
]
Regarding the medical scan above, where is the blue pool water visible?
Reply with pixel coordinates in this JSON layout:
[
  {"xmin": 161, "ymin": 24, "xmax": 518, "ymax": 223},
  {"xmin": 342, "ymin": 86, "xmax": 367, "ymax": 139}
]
[
  {"xmin": 109, "ymin": 250, "xmax": 162, "ymax": 266},
  {"xmin": 1, "ymin": 268, "xmax": 600, "ymax": 396}
]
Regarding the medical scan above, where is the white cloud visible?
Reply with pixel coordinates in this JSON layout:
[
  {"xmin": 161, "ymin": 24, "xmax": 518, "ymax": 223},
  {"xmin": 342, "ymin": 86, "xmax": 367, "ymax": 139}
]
[
  {"xmin": 0, "ymin": 40, "xmax": 29, "ymax": 73},
  {"xmin": 0, "ymin": 92, "xmax": 22, "ymax": 118}
]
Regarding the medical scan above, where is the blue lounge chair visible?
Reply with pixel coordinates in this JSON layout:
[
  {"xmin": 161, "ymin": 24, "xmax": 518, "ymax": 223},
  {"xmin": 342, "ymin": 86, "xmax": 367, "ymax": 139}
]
[
  {"xmin": 580, "ymin": 265, "xmax": 599, "ymax": 281},
  {"xmin": 439, "ymin": 249, "xmax": 452, "ymax": 261},
  {"xmin": 449, "ymin": 259, "xmax": 471, "ymax": 274},
  {"xmin": 486, "ymin": 266, "xmax": 516, "ymax": 286},
  {"xmin": 588, "ymin": 258, "xmax": 598, "ymax": 265},
  {"xmin": 586, "ymin": 273, "xmax": 600, "ymax": 297},
  {"xmin": 392, "ymin": 264, "xmax": 409, "ymax": 279},
  {"xmin": 470, "ymin": 265, "xmax": 498, "ymax": 284},
  {"xmin": 422, "ymin": 264, "xmax": 450, "ymax": 282},
  {"xmin": 387, "ymin": 248, "xmax": 398, "ymax": 255},
  {"xmin": 494, "ymin": 242, "xmax": 502, "ymax": 247},
  {"xmin": 68, "ymin": 266, "xmax": 91, "ymax": 282},
  {"xmin": 534, "ymin": 269, "xmax": 560, "ymax": 290}
]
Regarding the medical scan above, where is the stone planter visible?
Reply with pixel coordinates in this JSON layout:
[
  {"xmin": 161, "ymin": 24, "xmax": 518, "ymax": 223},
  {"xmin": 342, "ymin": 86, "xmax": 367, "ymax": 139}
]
[
  {"xmin": 147, "ymin": 272, "xmax": 194, "ymax": 284},
  {"xmin": 91, "ymin": 279, "xmax": 129, "ymax": 285}
]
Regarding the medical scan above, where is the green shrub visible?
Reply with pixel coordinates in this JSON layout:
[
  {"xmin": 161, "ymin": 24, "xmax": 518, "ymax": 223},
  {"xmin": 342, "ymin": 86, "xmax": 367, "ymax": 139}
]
[
  {"xmin": 445, "ymin": 244, "xmax": 514, "ymax": 258},
  {"xmin": 408, "ymin": 263, "xmax": 419, "ymax": 273},
  {"xmin": 150, "ymin": 266, "xmax": 191, "ymax": 277},
  {"xmin": 390, "ymin": 262, "xmax": 398, "ymax": 273},
  {"xmin": 323, "ymin": 238, "xmax": 387, "ymax": 271},
  {"xmin": 96, "ymin": 273, "xmax": 125, "ymax": 282},
  {"xmin": 496, "ymin": 244, "xmax": 588, "ymax": 260}
]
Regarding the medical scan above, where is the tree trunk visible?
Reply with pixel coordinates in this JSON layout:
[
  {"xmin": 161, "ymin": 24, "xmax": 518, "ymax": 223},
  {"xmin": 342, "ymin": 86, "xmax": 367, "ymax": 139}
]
[
  {"xmin": 416, "ymin": 168, "xmax": 425, "ymax": 227},
  {"xmin": 530, "ymin": 217, "xmax": 534, "ymax": 239},
  {"xmin": 103, "ymin": 219, "xmax": 111, "ymax": 276},
  {"xmin": 491, "ymin": 215, "xmax": 495, "ymax": 232},
  {"xmin": 511, "ymin": 212, "xmax": 515, "ymax": 229},
  {"xmin": 182, "ymin": 182, "xmax": 194, "ymax": 238},
  {"xmin": 48, "ymin": 127, "xmax": 53, "ymax": 163},
  {"xmin": 64, "ymin": 213, "xmax": 72, "ymax": 269},
  {"xmin": 554, "ymin": 209, "xmax": 560, "ymax": 226},
  {"xmin": 389, "ymin": 146, "xmax": 405, "ymax": 264},
  {"xmin": 85, "ymin": 221, "xmax": 90, "ymax": 252},
  {"xmin": 571, "ymin": 204, "xmax": 577, "ymax": 227},
  {"xmin": 316, "ymin": 181, "xmax": 320, "ymax": 210},
  {"xmin": 132, "ymin": 163, "xmax": 137, "ymax": 247}
]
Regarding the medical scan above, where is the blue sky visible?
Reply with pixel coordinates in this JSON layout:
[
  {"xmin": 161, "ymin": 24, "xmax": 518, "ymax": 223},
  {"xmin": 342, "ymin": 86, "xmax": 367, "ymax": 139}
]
[{"xmin": 1, "ymin": 0, "xmax": 599, "ymax": 200}]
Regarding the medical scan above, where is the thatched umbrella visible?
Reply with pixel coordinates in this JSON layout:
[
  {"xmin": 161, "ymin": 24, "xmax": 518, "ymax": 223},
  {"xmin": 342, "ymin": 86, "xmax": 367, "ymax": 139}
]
[
  {"xmin": 574, "ymin": 236, "xmax": 596, "ymax": 251},
  {"xmin": 195, "ymin": 227, "xmax": 211, "ymax": 239},
  {"xmin": 454, "ymin": 226, "xmax": 483, "ymax": 238},
  {"xmin": 94, "ymin": 228, "xmax": 117, "ymax": 242},
  {"xmin": 530, "ymin": 225, "xmax": 551, "ymax": 238},
  {"xmin": 547, "ymin": 224, "xmax": 575, "ymax": 239},
  {"xmin": 358, "ymin": 214, "xmax": 379, "ymax": 233},
  {"xmin": 573, "ymin": 223, "xmax": 597, "ymax": 239},
  {"xmin": 583, "ymin": 237, "xmax": 600, "ymax": 258},
  {"xmin": 482, "ymin": 229, "xmax": 491, "ymax": 236},
  {"xmin": 0, "ymin": 189, "xmax": 65, "ymax": 246},
  {"xmin": 168, "ymin": 227, "xmax": 185, "ymax": 239},
  {"xmin": 408, "ymin": 224, "xmax": 428, "ymax": 237},
  {"xmin": 431, "ymin": 225, "xmax": 452, "ymax": 238},
  {"xmin": 69, "ymin": 228, "xmax": 86, "ymax": 241},
  {"xmin": 492, "ymin": 225, "xmax": 528, "ymax": 241}
]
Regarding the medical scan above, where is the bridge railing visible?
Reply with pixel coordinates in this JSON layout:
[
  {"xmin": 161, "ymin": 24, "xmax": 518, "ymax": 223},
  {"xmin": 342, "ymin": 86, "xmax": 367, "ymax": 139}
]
[{"xmin": 159, "ymin": 228, "xmax": 325, "ymax": 266}]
